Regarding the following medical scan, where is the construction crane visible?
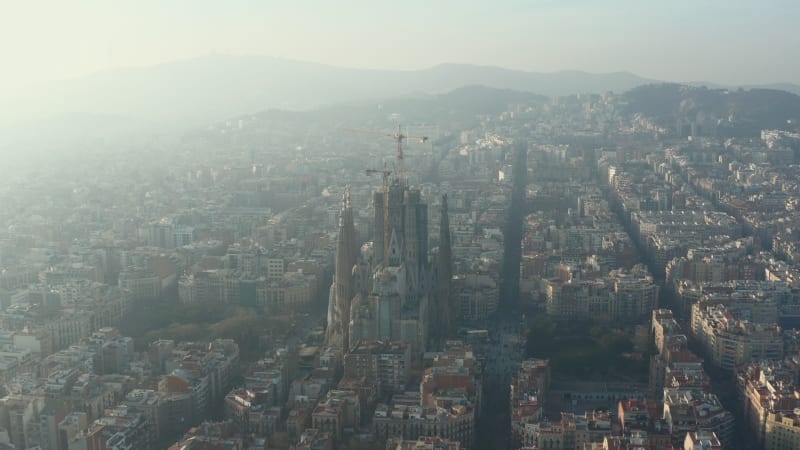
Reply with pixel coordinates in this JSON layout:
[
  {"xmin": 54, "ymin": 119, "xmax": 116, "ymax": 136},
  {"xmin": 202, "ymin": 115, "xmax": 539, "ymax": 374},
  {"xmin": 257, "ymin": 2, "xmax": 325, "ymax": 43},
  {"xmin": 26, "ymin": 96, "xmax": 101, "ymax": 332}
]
[
  {"xmin": 341, "ymin": 124, "xmax": 428, "ymax": 177},
  {"xmin": 365, "ymin": 168, "xmax": 392, "ymax": 194}
]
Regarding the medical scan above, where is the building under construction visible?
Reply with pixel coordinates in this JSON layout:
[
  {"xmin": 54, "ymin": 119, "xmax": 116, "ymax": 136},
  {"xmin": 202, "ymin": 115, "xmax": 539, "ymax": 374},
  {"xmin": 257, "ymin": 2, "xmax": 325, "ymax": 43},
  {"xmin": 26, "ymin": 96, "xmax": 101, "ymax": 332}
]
[{"xmin": 326, "ymin": 127, "xmax": 454, "ymax": 357}]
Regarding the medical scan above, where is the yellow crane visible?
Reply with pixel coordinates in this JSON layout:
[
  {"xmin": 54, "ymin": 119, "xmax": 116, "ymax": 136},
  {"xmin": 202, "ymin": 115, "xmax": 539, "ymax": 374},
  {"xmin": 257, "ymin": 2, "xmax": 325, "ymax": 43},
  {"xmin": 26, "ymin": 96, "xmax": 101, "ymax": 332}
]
[
  {"xmin": 341, "ymin": 124, "xmax": 428, "ymax": 177},
  {"xmin": 365, "ymin": 168, "xmax": 392, "ymax": 194}
]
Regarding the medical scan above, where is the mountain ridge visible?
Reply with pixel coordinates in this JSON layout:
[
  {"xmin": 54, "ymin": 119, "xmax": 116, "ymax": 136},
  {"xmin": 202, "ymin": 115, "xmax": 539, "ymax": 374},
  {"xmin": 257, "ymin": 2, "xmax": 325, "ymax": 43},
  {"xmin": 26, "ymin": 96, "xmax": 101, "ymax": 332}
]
[{"xmin": 3, "ymin": 54, "xmax": 798, "ymax": 128}]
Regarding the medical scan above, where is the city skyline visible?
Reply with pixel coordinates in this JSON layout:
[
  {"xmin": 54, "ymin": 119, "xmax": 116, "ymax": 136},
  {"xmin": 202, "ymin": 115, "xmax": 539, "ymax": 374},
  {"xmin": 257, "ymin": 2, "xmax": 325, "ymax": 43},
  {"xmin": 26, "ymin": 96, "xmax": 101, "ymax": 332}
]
[{"xmin": 2, "ymin": 2, "xmax": 800, "ymax": 449}]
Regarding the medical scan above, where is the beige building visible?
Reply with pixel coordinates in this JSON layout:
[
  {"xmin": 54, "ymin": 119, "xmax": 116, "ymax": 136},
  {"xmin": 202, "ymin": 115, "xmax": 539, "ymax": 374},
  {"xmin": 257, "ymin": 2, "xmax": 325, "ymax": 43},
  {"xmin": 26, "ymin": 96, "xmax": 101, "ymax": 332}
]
[
  {"xmin": 452, "ymin": 273, "xmax": 498, "ymax": 321},
  {"xmin": 259, "ymin": 272, "xmax": 316, "ymax": 311},
  {"xmin": 0, "ymin": 394, "xmax": 45, "ymax": 450},
  {"xmin": 344, "ymin": 341, "xmax": 411, "ymax": 395},
  {"xmin": 609, "ymin": 268, "xmax": 658, "ymax": 322},
  {"xmin": 117, "ymin": 269, "xmax": 161, "ymax": 302},
  {"xmin": 521, "ymin": 411, "xmax": 613, "ymax": 449},
  {"xmin": 691, "ymin": 303, "xmax": 782, "ymax": 371},
  {"xmin": 373, "ymin": 401, "xmax": 474, "ymax": 450},
  {"xmin": 739, "ymin": 361, "xmax": 800, "ymax": 449},
  {"xmin": 544, "ymin": 278, "xmax": 610, "ymax": 320},
  {"xmin": 684, "ymin": 430, "xmax": 722, "ymax": 450},
  {"xmin": 652, "ymin": 309, "xmax": 681, "ymax": 355},
  {"xmin": 44, "ymin": 314, "xmax": 92, "ymax": 351},
  {"xmin": 311, "ymin": 390, "xmax": 360, "ymax": 442},
  {"xmin": 387, "ymin": 436, "xmax": 461, "ymax": 450},
  {"xmin": 765, "ymin": 411, "xmax": 800, "ymax": 450}
]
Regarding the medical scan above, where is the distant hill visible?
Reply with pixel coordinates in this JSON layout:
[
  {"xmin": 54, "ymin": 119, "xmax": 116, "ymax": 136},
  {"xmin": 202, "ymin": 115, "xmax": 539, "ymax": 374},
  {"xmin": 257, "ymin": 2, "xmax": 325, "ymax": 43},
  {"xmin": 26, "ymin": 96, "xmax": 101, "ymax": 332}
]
[
  {"xmin": 3, "ymin": 56, "xmax": 800, "ymax": 156},
  {"xmin": 622, "ymin": 84, "xmax": 800, "ymax": 136},
  {"xmin": 238, "ymin": 84, "xmax": 800, "ymax": 142},
  {"xmin": 746, "ymin": 82, "xmax": 800, "ymax": 97},
  {"xmin": 242, "ymin": 85, "xmax": 548, "ymax": 130},
  {"xmin": 686, "ymin": 81, "xmax": 800, "ymax": 97},
  {"xmin": 411, "ymin": 64, "xmax": 654, "ymax": 98},
  {"xmin": 4, "ymin": 54, "xmax": 798, "ymax": 131},
  {"xmin": 1, "ymin": 55, "xmax": 654, "ymax": 127}
]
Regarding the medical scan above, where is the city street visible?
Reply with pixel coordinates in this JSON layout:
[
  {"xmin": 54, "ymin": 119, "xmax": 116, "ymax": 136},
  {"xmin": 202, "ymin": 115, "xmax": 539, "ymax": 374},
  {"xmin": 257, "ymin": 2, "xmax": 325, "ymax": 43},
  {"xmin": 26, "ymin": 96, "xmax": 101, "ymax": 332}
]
[{"xmin": 476, "ymin": 308, "xmax": 527, "ymax": 450}]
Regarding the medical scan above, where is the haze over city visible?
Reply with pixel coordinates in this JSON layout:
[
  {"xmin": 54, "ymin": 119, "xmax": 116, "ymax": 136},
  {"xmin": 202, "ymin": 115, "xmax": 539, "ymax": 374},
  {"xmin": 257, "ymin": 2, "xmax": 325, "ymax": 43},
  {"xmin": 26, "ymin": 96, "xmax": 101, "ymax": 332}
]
[
  {"xmin": 2, "ymin": 2, "xmax": 800, "ymax": 450},
  {"xmin": 2, "ymin": 0, "xmax": 799, "ymax": 90}
]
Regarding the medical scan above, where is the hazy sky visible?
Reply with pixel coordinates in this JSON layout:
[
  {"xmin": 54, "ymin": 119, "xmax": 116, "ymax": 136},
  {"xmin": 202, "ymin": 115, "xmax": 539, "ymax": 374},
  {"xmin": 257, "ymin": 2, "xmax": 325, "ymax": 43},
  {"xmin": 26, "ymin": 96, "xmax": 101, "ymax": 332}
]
[{"xmin": 1, "ymin": 0, "xmax": 798, "ymax": 91}]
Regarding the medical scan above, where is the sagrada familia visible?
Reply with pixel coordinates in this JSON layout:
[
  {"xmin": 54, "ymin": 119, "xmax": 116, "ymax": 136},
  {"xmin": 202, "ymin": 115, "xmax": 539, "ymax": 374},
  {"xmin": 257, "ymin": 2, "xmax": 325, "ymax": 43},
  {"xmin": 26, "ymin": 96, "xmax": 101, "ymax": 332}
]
[{"xmin": 325, "ymin": 177, "xmax": 454, "ymax": 356}]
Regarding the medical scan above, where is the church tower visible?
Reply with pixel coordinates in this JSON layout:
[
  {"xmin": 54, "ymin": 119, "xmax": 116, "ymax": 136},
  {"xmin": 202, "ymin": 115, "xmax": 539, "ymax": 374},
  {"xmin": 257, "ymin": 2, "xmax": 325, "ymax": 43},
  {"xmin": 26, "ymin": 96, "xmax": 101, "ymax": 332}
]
[
  {"xmin": 434, "ymin": 194, "xmax": 454, "ymax": 342},
  {"xmin": 326, "ymin": 189, "xmax": 356, "ymax": 352}
]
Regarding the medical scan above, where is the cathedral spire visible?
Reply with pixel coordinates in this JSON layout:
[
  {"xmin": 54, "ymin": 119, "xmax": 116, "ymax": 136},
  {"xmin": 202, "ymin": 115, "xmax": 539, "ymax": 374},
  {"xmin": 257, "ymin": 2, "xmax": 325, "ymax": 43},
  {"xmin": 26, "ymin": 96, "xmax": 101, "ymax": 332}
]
[
  {"xmin": 326, "ymin": 187, "xmax": 356, "ymax": 352},
  {"xmin": 435, "ymin": 193, "xmax": 454, "ymax": 342}
]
